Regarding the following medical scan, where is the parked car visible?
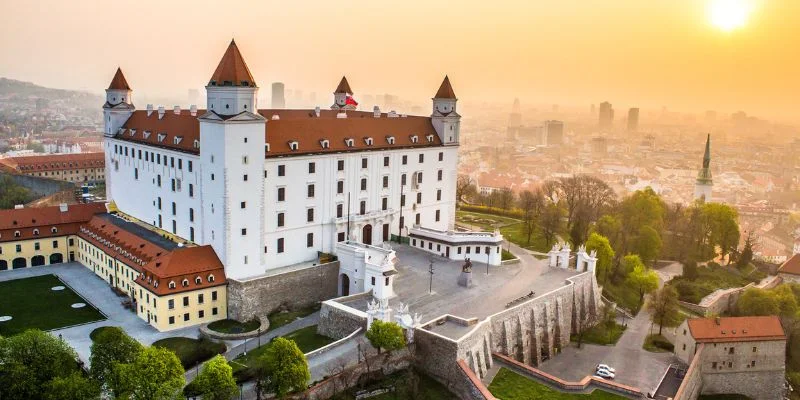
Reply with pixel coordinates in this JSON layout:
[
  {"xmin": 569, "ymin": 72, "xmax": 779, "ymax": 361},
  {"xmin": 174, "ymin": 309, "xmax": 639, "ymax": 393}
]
[
  {"xmin": 595, "ymin": 369, "xmax": 615, "ymax": 379},
  {"xmin": 596, "ymin": 364, "xmax": 616, "ymax": 373}
]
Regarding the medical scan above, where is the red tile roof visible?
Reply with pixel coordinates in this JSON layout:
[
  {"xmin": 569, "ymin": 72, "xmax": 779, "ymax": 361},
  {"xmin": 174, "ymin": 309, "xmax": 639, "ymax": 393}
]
[
  {"xmin": 78, "ymin": 215, "xmax": 169, "ymax": 270},
  {"xmin": 138, "ymin": 246, "xmax": 226, "ymax": 295},
  {"xmin": 117, "ymin": 109, "xmax": 442, "ymax": 156},
  {"xmin": 335, "ymin": 76, "xmax": 353, "ymax": 94},
  {"xmin": 208, "ymin": 40, "xmax": 256, "ymax": 87},
  {"xmin": 0, "ymin": 203, "xmax": 107, "ymax": 243},
  {"xmin": 108, "ymin": 67, "xmax": 131, "ymax": 90},
  {"xmin": 435, "ymin": 76, "xmax": 456, "ymax": 99},
  {"xmin": 778, "ymin": 253, "xmax": 800, "ymax": 276},
  {"xmin": 0, "ymin": 152, "xmax": 105, "ymax": 173},
  {"xmin": 687, "ymin": 316, "xmax": 785, "ymax": 343}
]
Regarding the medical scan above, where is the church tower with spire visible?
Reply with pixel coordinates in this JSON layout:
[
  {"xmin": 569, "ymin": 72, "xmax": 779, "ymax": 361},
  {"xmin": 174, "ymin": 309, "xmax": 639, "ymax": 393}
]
[
  {"xmin": 694, "ymin": 134, "xmax": 713, "ymax": 201},
  {"xmin": 199, "ymin": 40, "xmax": 266, "ymax": 279},
  {"xmin": 431, "ymin": 76, "xmax": 460, "ymax": 145}
]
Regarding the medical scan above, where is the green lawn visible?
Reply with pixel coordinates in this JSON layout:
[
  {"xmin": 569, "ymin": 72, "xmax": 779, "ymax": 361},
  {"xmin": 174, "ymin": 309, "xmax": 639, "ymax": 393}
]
[
  {"xmin": 502, "ymin": 249, "xmax": 518, "ymax": 261},
  {"xmin": 455, "ymin": 210, "xmax": 555, "ymax": 253},
  {"xmin": 207, "ymin": 318, "xmax": 260, "ymax": 334},
  {"xmin": 571, "ymin": 323, "xmax": 626, "ymax": 346},
  {"xmin": 230, "ymin": 325, "xmax": 334, "ymax": 381},
  {"xmin": 499, "ymin": 222, "xmax": 552, "ymax": 253},
  {"xmin": 0, "ymin": 274, "xmax": 105, "ymax": 336},
  {"xmin": 89, "ymin": 326, "xmax": 118, "ymax": 341},
  {"xmin": 643, "ymin": 334, "xmax": 674, "ymax": 353},
  {"xmin": 455, "ymin": 210, "xmax": 521, "ymax": 231},
  {"xmin": 667, "ymin": 263, "xmax": 762, "ymax": 304},
  {"xmin": 488, "ymin": 368, "xmax": 628, "ymax": 400},
  {"xmin": 601, "ymin": 281, "xmax": 643, "ymax": 315},
  {"xmin": 267, "ymin": 304, "xmax": 319, "ymax": 331},
  {"xmin": 152, "ymin": 337, "xmax": 226, "ymax": 369}
]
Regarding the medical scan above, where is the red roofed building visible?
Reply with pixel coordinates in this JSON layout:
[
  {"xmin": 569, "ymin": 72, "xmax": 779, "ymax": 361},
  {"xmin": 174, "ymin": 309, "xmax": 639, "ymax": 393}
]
[
  {"xmin": 0, "ymin": 152, "xmax": 105, "ymax": 183},
  {"xmin": 778, "ymin": 253, "xmax": 800, "ymax": 283},
  {"xmin": 673, "ymin": 316, "xmax": 786, "ymax": 400}
]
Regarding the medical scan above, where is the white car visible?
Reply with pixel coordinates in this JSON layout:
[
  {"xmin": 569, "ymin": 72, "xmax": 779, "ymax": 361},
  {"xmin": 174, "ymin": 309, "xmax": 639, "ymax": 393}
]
[
  {"xmin": 595, "ymin": 369, "xmax": 615, "ymax": 379},
  {"xmin": 596, "ymin": 364, "xmax": 616, "ymax": 374}
]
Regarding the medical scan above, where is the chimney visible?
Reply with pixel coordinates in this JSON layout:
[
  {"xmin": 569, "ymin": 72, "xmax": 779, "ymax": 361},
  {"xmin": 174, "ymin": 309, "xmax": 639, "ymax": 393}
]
[
  {"xmin": 14, "ymin": 204, "xmax": 23, "ymax": 209},
  {"xmin": 190, "ymin": 105, "xmax": 197, "ymax": 116},
  {"xmin": 271, "ymin": 115, "xmax": 280, "ymax": 120},
  {"xmin": 59, "ymin": 203, "xmax": 68, "ymax": 212},
  {"xmin": 336, "ymin": 111, "xmax": 347, "ymax": 119},
  {"xmin": 373, "ymin": 106, "xmax": 381, "ymax": 118},
  {"xmin": 388, "ymin": 110, "xmax": 398, "ymax": 118},
  {"xmin": 157, "ymin": 106, "xmax": 165, "ymax": 120},
  {"xmin": 146, "ymin": 104, "xmax": 154, "ymax": 116},
  {"xmin": 173, "ymin": 105, "xmax": 181, "ymax": 115},
  {"xmin": 715, "ymin": 317, "xmax": 721, "ymax": 325},
  {"xmin": 314, "ymin": 106, "xmax": 321, "ymax": 117}
]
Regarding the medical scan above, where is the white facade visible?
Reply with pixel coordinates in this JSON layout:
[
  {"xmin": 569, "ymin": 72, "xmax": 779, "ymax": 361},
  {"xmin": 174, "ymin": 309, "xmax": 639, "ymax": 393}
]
[
  {"xmin": 408, "ymin": 226, "xmax": 504, "ymax": 265},
  {"xmin": 335, "ymin": 241, "xmax": 397, "ymax": 298}
]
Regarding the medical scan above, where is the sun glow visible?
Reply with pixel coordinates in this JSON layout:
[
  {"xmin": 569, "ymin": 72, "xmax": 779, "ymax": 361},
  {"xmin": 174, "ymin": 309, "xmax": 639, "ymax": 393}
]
[{"xmin": 709, "ymin": 0, "xmax": 753, "ymax": 31}]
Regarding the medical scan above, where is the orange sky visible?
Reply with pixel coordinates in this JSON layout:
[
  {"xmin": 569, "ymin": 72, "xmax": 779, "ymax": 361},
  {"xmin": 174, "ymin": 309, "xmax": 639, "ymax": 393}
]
[{"xmin": 0, "ymin": 0, "xmax": 798, "ymax": 122}]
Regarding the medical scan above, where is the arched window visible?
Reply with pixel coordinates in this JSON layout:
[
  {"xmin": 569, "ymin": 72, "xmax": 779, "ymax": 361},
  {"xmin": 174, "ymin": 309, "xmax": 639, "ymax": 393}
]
[
  {"xmin": 32, "ymin": 229, "xmax": 39, "ymax": 236},
  {"xmin": 208, "ymin": 274, "xmax": 215, "ymax": 283},
  {"xmin": 195, "ymin": 276, "xmax": 202, "ymax": 285},
  {"xmin": 14, "ymin": 231, "xmax": 21, "ymax": 238},
  {"xmin": 51, "ymin": 227, "xmax": 58, "ymax": 233},
  {"xmin": 169, "ymin": 281, "xmax": 176, "ymax": 289},
  {"xmin": 182, "ymin": 279, "xmax": 189, "ymax": 287}
]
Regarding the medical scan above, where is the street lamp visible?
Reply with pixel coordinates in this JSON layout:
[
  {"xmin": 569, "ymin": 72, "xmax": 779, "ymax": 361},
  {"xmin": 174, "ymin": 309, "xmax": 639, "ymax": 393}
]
[
  {"xmin": 257, "ymin": 327, "xmax": 262, "ymax": 347},
  {"xmin": 486, "ymin": 246, "xmax": 490, "ymax": 275},
  {"xmin": 243, "ymin": 338, "xmax": 247, "ymax": 356},
  {"xmin": 428, "ymin": 261, "xmax": 434, "ymax": 293}
]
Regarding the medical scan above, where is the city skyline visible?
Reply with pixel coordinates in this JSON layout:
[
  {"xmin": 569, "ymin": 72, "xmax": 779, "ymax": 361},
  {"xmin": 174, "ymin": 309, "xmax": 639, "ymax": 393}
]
[{"xmin": 0, "ymin": 0, "xmax": 798, "ymax": 123}]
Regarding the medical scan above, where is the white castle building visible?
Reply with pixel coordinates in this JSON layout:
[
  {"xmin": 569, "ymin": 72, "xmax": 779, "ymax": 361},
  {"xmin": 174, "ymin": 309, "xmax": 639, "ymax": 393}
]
[{"xmin": 102, "ymin": 40, "xmax": 462, "ymax": 290}]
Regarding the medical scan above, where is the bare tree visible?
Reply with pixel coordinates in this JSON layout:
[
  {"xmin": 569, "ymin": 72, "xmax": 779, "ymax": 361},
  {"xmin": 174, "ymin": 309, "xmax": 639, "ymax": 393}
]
[
  {"xmin": 456, "ymin": 175, "xmax": 477, "ymax": 203},
  {"xmin": 540, "ymin": 203, "xmax": 564, "ymax": 248},
  {"xmin": 518, "ymin": 189, "xmax": 545, "ymax": 246},
  {"xmin": 356, "ymin": 339, "xmax": 373, "ymax": 388},
  {"xmin": 498, "ymin": 187, "xmax": 516, "ymax": 212}
]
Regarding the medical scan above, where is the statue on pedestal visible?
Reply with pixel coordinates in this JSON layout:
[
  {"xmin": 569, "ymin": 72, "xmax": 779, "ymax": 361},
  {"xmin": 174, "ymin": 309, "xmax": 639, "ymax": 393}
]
[{"xmin": 458, "ymin": 258, "xmax": 474, "ymax": 287}]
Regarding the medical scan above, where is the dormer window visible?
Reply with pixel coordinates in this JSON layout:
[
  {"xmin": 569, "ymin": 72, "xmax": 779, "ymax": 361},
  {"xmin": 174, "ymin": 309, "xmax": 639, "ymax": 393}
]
[
  {"xmin": 143, "ymin": 131, "xmax": 152, "ymax": 140},
  {"xmin": 129, "ymin": 129, "xmax": 136, "ymax": 137},
  {"xmin": 119, "ymin": 129, "xmax": 127, "ymax": 136},
  {"xmin": 182, "ymin": 279, "xmax": 189, "ymax": 287},
  {"xmin": 157, "ymin": 133, "xmax": 167, "ymax": 143},
  {"xmin": 208, "ymin": 274, "xmax": 215, "ymax": 282},
  {"xmin": 265, "ymin": 143, "xmax": 270, "ymax": 153},
  {"xmin": 320, "ymin": 139, "xmax": 330, "ymax": 149},
  {"xmin": 193, "ymin": 140, "xmax": 200, "ymax": 149},
  {"xmin": 174, "ymin": 136, "xmax": 183, "ymax": 145},
  {"xmin": 386, "ymin": 136, "xmax": 395, "ymax": 145},
  {"xmin": 364, "ymin": 137, "xmax": 374, "ymax": 146},
  {"xmin": 410, "ymin": 135, "xmax": 419, "ymax": 143},
  {"xmin": 344, "ymin": 138, "xmax": 355, "ymax": 147},
  {"xmin": 169, "ymin": 281, "xmax": 176, "ymax": 289},
  {"xmin": 288, "ymin": 141, "xmax": 299, "ymax": 151},
  {"xmin": 195, "ymin": 276, "xmax": 202, "ymax": 285},
  {"xmin": 33, "ymin": 229, "xmax": 39, "ymax": 236},
  {"xmin": 426, "ymin": 134, "xmax": 434, "ymax": 143},
  {"xmin": 51, "ymin": 227, "xmax": 57, "ymax": 233}
]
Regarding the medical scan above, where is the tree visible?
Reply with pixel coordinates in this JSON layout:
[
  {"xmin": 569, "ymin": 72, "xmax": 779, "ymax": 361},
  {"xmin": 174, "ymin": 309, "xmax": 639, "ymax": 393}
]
[
  {"xmin": 260, "ymin": 337, "xmax": 310, "ymax": 398},
  {"xmin": 365, "ymin": 320, "xmax": 406, "ymax": 354},
  {"xmin": 90, "ymin": 326, "xmax": 143, "ymax": 393},
  {"xmin": 595, "ymin": 214, "xmax": 623, "ymax": 252},
  {"xmin": 540, "ymin": 203, "xmax": 564, "ymax": 248},
  {"xmin": 0, "ymin": 329, "xmax": 83, "ymax": 400},
  {"xmin": 456, "ymin": 175, "xmax": 477, "ymax": 203},
  {"xmin": 737, "ymin": 232, "xmax": 754, "ymax": 269},
  {"xmin": 682, "ymin": 259, "xmax": 699, "ymax": 280},
  {"xmin": 585, "ymin": 233, "xmax": 615, "ymax": 284},
  {"xmin": 114, "ymin": 346, "xmax": 185, "ymax": 400},
  {"xmin": 737, "ymin": 288, "xmax": 780, "ymax": 316},
  {"xmin": 497, "ymin": 187, "xmax": 515, "ymax": 211},
  {"xmin": 44, "ymin": 372, "xmax": 101, "ymax": 400},
  {"xmin": 518, "ymin": 189, "xmax": 544, "ymax": 246},
  {"xmin": 633, "ymin": 225, "xmax": 662, "ymax": 266},
  {"xmin": 648, "ymin": 287, "xmax": 681, "ymax": 335},
  {"xmin": 0, "ymin": 176, "xmax": 35, "ymax": 209},
  {"xmin": 624, "ymin": 255, "xmax": 659, "ymax": 307},
  {"xmin": 193, "ymin": 355, "xmax": 238, "ymax": 400}
]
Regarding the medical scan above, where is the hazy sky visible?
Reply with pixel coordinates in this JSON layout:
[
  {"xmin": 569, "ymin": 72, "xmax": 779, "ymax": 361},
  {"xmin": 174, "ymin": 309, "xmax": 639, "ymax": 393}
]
[{"xmin": 0, "ymin": 0, "xmax": 798, "ymax": 122}]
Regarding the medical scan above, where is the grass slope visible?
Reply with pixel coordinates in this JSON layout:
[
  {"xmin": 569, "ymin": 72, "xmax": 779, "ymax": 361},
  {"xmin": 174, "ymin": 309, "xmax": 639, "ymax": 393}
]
[
  {"xmin": 152, "ymin": 337, "xmax": 226, "ymax": 369},
  {"xmin": 489, "ymin": 368, "xmax": 627, "ymax": 400},
  {"xmin": 230, "ymin": 325, "xmax": 334, "ymax": 380},
  {"xmin": 0, "ymin": 274, "xmax": 104, "ymax": 335}
]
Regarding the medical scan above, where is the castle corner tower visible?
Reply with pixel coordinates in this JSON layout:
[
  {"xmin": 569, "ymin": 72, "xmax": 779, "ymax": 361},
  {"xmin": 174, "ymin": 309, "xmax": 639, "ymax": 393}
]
[
  {"xmin": 694, "ymin": 134, "xmax": 713, "ymax": 202},
  {"xmin": 431, "ymin": 75, "xmax": 460, "ymax": 145},
  {"xmin": 331, "ymin": 76, "xmax": 356, "ymax": 110}
]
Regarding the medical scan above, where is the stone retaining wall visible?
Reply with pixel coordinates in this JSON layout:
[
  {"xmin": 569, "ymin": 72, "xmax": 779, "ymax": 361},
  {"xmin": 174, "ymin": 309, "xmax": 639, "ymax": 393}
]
[
  {"xmin": 227, "ymin": 261, "xmax": 339, "ymax": 321},
  {"xmin": 317, "ymin": 292, "xmax": 371, "ymax": 339}
]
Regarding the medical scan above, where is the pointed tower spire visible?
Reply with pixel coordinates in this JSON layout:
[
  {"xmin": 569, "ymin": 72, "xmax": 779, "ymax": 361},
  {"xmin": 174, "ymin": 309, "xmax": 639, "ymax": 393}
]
[
  {"xmin": 208, "ymin": 39, "xmax": 256, "ymax": 87},
  {"xmin": 334, "ymin": 76, "xmax": 353, "ymax": 94},
  {"xmin": 434, "ymin": 75, "xmax": 456, "ymax": 99},
  {"xmin": 694, "ymin": 134, "xmax": 713, "ymax": 201},
  {"xmin": 702, "ymin": 133, "xmax": 711, "ymax": 169},
  {"xmin": 107, "ymin": 67, "xmax": 131, "ymax": 90}
]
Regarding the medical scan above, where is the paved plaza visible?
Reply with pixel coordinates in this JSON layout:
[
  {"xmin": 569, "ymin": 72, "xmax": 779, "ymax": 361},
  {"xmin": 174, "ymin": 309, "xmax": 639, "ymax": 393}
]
[{"xmin": 342, "ymin": 242, "xmax": 579, "ymax": 322}]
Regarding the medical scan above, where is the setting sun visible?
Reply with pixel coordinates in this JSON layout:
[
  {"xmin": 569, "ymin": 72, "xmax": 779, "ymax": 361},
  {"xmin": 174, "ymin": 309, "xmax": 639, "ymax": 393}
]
[{"xmin": 709, "ymin": 0, "xmax": 753, "ymax": 31}]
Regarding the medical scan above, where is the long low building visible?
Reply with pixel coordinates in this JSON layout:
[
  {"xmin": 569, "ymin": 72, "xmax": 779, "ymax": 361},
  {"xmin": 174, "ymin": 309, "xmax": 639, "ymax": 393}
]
[{"xmin": 0, "ymin": 152, "xmax": 105, "ymax": 183}]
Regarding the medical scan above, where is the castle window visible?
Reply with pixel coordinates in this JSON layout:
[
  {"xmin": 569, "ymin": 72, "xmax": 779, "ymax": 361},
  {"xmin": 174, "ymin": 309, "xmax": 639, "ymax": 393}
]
[
  {"xmin": 320, "ymin": 139, "xmax": 330, "ymax": 149},
  {"xmin": 193, "ymin": 140, "xmax": 200, "ymax": 149},
  {"xmin": 288, "ymin": 141, "xmax": 299, "ymax": 151},
  {"xmin": 426, "ymin": 134, "xmax": 434, "ymax": 143},
  {"xmin": 169, "ymin": 281, "xmax": 176, "ymax": 289},
  {"xmin": 195, "ymin": 277, "xmax": 202, "ymax": 285},
  {"xmin": 410, "ymin": 135, "xmax": 419, "ymax": 143},
  {"xmin": 157, "ymin": 133, "xmax": 166, "ymax": 142},
  {"xmin": 174, "ymin": 136, "xmax": 183, "ymax": 145},
  {"xmin": 208, "ymin": 274, "xmax": 215, "ymax": 283},
  {"xmin": 364, "ymin": 137, "xmax": 374, "ymax": 146},
  {"xmin": 51, "ymin": 227, "xmax": 57, "ymax": 233},
  {"xmin": 344, "ymin": 138, "xmax": 355, "ymax": 147},
  {"xmin": 182, "ymin": 279, "xmax": 189, "ymax": 287},
  {"xmin": 33, "ymin": 229, "xmax": 39, "ymax": 236},
  {"xmin": 143, "ymin": 131, "xmax": 152, "ymax": 139},
  {"xmin": 439, "ymin": 152, "xmax": 444, "ymax": 161},
  {"xmin": 386, "ymin": 136, "xmax": 395, "ymax": 144}
]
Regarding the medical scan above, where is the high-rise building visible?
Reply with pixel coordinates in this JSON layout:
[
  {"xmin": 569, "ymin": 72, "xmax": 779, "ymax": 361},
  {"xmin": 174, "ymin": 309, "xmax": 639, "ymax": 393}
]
[
  {"xmin": 598, "ymin": 101, "xmax": 614, "ymax": 129},
  {"xmin": 694, "ymin": 134, "xmax": 713, "ymax": 201},
  {"xmin": 271, "ymin": 82, "xmax": 285, "ymax": 109},
  {"xmin": 507, "ymin": 98, "xmax": 522, "ymax": 139},
  {"xmin": 543, "ymin": 120, "xmax": 564, "ymax": 146},
  {"xmin": 627, "ymin": 107, "xmax": 639, "ymax": 132}
]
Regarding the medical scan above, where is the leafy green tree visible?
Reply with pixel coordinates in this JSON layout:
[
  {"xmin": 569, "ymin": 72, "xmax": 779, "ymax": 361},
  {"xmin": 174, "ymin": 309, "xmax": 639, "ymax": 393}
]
[
  {"xmin": 617, "ymin": 188, "xmax": 666, "ymax": 258},
  {"xmin": 634, "ymin": 225, "xmax": 662, "ymax": 266},
  {"xmin": 90, "ymin": 326, "xmax": 143, "ymax": 393},
  {"xmin": 624, "ymin": 255, "xmax": 659, "ymax": 307},
  {"xmin": 595, "ymin": 214, "xmax": 622, "ymax": 252},
  {"xmin": 736, "ymin": 232, "xmax": 754, "ymax": 269},
  {"xmin": 192, "ymin": 355, "xmax": 238, "ymax": 400},
  {"xmin": 260, "ymin": 337, "xmax": 310, "ymax": 398},
  {"xmin": 0, "ymin": 329, "xmax": 82, "ymax": 400},
  {"xmin": 682, "ymin": 259, "xmax": 699, "ymax": 280},
  {"xmin": 0, "ymin": 176, "xmax": 34, "ymax": 209},
  {"xmin": 737, "ymin": 288, "xmax": 780, "ymax": 316},
  {"xmin": 585, "ymin": 233, "xmax": 615, "ymax": 284},
  {"xmin": 44, "ymin": 372, "xmax": 101, "ymax": 400},
  {"xmin": 648, "ymin": 287, "xmax": 681, "ymax": 335},
  {"xmin": 366, "ymin": 320, "xmax": 406, "ymax": 354},
  {"xmin": 114, "ymin": 346, "xmax": 185, "ymax": 400}
]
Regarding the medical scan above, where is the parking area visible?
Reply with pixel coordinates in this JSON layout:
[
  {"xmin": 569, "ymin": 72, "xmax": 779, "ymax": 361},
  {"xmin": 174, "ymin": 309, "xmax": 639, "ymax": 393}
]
[{"xmin": 0, "ymin": 263, "xmax": 203, "ymax": 362}]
